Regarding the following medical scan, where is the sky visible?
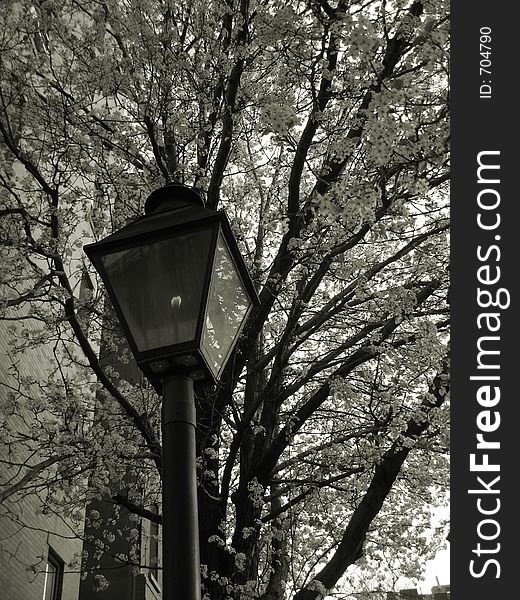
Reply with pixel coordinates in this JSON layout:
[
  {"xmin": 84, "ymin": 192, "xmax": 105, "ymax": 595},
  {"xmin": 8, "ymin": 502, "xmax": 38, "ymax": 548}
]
[
  {"xmin": 418, "ymin": 503, "xmax": 450, "ymax": 594},
  {"xmin": 418, "ymin": 545, "xmax": 450, "ymax": 593}
]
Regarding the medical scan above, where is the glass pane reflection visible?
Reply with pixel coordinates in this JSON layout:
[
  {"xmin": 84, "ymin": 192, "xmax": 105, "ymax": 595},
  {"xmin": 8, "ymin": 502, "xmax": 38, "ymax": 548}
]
[
  {"xmin": 202, "ymin": 231, "xmax": 250, "ymax": 375},
  {"xmin": 101, "ymin": 228, "xmax": 213, "ymax": 352}
]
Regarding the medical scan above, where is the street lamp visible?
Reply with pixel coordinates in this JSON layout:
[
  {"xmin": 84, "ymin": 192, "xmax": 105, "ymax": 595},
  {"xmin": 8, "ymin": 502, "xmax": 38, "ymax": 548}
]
[{"xmin": 84, "ymin": 183, "xmax": 259, "ymax": 600}]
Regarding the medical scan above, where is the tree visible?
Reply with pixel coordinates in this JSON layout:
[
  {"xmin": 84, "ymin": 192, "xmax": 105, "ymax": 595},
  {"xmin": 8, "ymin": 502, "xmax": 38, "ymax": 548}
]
[{"xmin": 0, "ymin": 0, "xmax": 449, "ymax": 598}]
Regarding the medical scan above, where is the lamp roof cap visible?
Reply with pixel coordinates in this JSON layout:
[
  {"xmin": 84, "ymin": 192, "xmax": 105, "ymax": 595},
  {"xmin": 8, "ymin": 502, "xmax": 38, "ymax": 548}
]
[{"xmin": 145, "ymin": 183, "xmax": 205, "ymax": 214}]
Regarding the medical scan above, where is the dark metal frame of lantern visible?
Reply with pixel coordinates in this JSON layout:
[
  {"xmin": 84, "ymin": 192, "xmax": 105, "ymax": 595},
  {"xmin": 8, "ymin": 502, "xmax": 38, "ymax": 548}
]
[{"xmin": 84, "ymin": 184, "xmax": 259, "ymax": 393}]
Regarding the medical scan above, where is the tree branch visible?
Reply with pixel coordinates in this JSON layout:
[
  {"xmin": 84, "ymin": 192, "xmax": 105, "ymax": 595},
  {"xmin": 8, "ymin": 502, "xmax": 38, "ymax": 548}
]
[
  {"xmin": 255, "ymin": 277, "xmax": 442, "ymax": 483},
  {"xmin": 110, "ymin": 493, "xmax": 161, "ymax": 525},
  {"xmin": 262, "ymin": 468, "xmax": 364, "ymax": 523},
  {"xmin": 143, "ymin": 115, "xmax": 170, "ymax": 181},
  {"xmin": 207, "ymin": 0, "xmax": 250, "ymax": 210},
  {"xmin": 0, "ymin": 454, "xmax": 71, "ymax": 504},
  {"xmin": 294, "ymin": 354, "xmax": 448, "ymax": 599}
]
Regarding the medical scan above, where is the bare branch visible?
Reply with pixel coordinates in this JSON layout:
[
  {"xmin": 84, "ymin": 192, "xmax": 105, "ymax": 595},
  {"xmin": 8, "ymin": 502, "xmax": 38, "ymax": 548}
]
[{"xmin": 0, "ymin": 454, "xmax": 71, "ymax": 504}]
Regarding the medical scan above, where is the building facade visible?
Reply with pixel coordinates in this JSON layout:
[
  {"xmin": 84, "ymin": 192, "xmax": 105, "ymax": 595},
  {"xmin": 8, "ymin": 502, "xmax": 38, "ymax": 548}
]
[
  {"xmin": 386, "ymin": 584, "xmax": 451, "ymax": 599},
  {"xmin": 0, "ymin": 318, "xmax": 82, "ymax": 600},
  {"xmin": 0, "ymin": 307, "xmax": 162, "ymax": 600}
]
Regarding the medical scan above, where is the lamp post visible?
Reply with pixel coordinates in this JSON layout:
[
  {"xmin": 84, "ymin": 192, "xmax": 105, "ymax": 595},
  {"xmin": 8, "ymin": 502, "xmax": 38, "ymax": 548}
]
[{"xmin": 84, "ymin": 184, "xmax": 259, "ymax": 600}]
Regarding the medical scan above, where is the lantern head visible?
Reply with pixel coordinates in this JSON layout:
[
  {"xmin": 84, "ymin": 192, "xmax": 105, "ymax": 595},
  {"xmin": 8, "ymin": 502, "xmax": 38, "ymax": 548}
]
[{"xmin": 84, "ymin": 184, "xmax": 259, "ymax": 391}]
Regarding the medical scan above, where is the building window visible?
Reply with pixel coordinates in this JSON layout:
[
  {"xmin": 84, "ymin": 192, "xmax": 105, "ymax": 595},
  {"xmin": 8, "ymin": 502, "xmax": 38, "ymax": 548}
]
[{"xmin": 42, "ymin": 548, "xmax": 63, "ymax": 600}]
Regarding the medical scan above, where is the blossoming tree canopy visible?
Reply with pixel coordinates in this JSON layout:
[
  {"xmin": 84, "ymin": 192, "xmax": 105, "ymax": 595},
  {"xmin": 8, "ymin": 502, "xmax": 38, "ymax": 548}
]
[{"xmin": 0, "ymin": 0, "xmax": 449, "ymax": 598}]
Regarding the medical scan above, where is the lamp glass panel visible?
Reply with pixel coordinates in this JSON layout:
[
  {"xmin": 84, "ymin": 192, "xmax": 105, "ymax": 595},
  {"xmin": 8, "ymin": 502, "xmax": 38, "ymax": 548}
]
[
  {"xmin": 201, "ymin": 231, "xmax": 251, "ymax": 375},
  {"xmin": 100, "ymin": 228, "xmax": 213, "ymax": 352}
]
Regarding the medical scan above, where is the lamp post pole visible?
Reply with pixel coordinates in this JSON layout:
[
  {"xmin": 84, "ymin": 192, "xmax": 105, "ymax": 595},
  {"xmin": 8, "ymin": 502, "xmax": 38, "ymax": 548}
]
[{"xmin": 161, "ymin": 376, "xmax": 201, "ymax": 600}]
